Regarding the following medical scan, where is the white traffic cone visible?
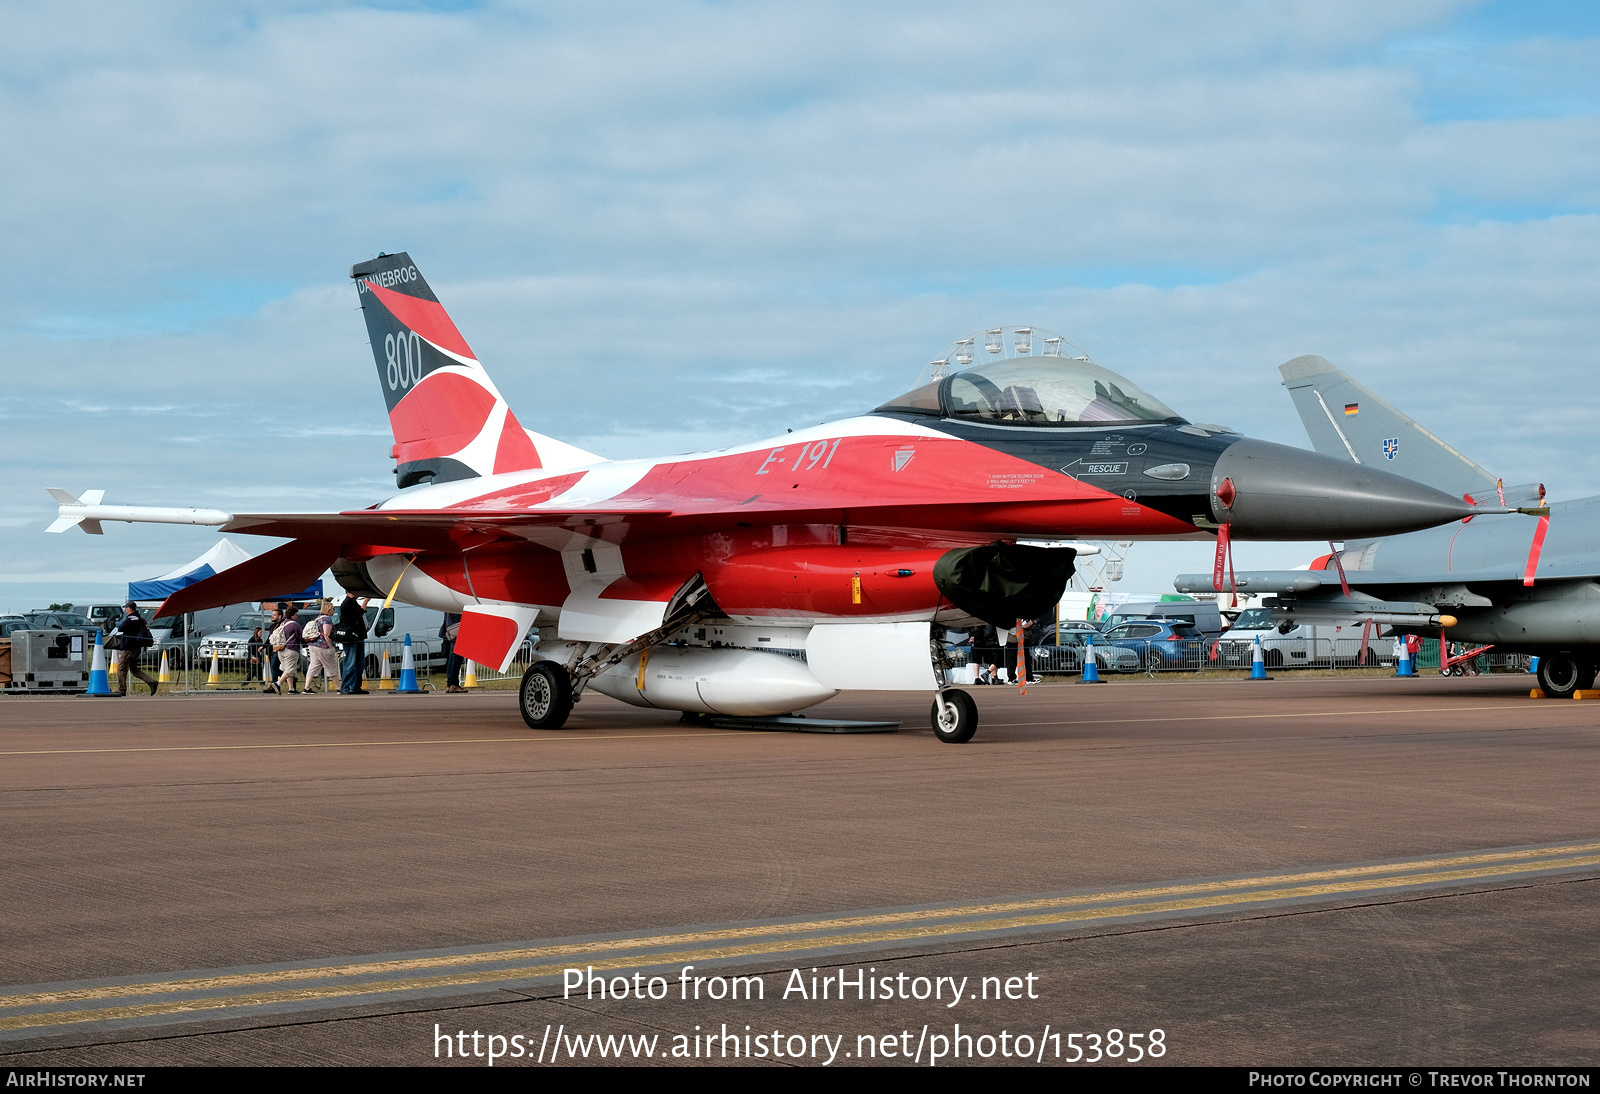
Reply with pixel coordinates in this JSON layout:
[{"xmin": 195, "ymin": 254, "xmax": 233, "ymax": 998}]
[
  {"xmin": 1397, "ymin": 639, "xmax": 1415, "ymax": 677},
  {"xmin": 396, "ymin": 634, "xmax": 420, "ymax": 693},
  {"xmin": 1080, "ymin": 633, "xmax": 1104, "ymax": 683},
  {"xmin": 1249, "ymin": 634, "xmax": 1271, "ymax": 680},
  {"xmin": 85, "ymin": 630, "xmax": 111, "ymax": 697}
]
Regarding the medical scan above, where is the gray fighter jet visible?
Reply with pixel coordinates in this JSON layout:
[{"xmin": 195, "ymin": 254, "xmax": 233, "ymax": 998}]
[{"xmin": 1174, "ymin": 356, "xmax": 1600, "ymax": 696}]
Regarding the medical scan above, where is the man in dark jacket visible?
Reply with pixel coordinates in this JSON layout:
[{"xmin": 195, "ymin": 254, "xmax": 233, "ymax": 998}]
[
  {"xmin": 246, "ymin": 627, "xmax": 267, "ymax": 683},
  {"xmin": 337, "ymin": 596, "xmax": 370, "ymax": 695},
  {"xmin": 440, "ymin": 612, "xmax": 463, "ymax": 692},
  {"xmin": 113, "ymin": 602, "xmax": 158, "ymax": 696}
]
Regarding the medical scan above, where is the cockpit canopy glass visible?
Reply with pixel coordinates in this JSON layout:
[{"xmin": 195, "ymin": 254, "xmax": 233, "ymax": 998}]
[{"xmin": 878, "ymin": 357, "xmax": 1184, "ymax": 427}]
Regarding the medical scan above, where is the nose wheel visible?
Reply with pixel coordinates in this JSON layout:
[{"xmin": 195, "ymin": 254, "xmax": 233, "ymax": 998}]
[
  {"xmin": 931, "ymin": 688, "xmax": 978, "ymax": 744},
  {"xmin": 519, "ymin": 661, "xmax": 574, "ymax": 729}
]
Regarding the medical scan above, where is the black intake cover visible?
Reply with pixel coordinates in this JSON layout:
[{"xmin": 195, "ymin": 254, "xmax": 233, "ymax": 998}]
[{"xmin": 934, "ymin": 543, "xmax": 1078, "ymax": 628}]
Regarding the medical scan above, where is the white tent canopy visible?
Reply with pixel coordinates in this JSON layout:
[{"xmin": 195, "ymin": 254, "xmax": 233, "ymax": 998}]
[{"xmin": 126, "ymin": 539, "xmax": 253, "ymax": 602}]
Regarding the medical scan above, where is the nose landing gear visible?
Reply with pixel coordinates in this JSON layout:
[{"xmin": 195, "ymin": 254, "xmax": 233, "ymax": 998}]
[{"xmin": 931, "ymin": 688, "xmax": 978, "ymax": 744}]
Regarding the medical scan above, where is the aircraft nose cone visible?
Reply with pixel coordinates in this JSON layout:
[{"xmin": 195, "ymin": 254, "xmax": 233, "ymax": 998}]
[{"xmin": 1211, "ymin": 438, "xmax": 1479, "ymax": 539}]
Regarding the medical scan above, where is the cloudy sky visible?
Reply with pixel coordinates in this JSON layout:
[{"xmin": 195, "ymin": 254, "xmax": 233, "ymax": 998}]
[{"xmin": 2, "ymin": 0, "xmax": 1597, "ymax": 612}]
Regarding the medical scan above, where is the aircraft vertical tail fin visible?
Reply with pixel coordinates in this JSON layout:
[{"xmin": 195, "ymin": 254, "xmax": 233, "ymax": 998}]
[
  {"xmin": 350, "ymin": 253, "xmax": 599, "ymax": 488},
  {"xmin": 1278, "ymin": 355, "xmax": 1504, "ymax": 502}
]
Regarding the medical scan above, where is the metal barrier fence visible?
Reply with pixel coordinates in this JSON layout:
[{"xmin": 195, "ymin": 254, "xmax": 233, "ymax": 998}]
[
  {"xmin": 100, "ymin": 635, "xmax": 541, "ymax": 692},
  {"xmin": 962, "ymin": 640, "xmax": 1540, "ymax": 679}
]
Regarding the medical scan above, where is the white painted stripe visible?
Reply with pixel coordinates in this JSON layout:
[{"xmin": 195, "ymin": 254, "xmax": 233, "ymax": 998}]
[{"xmin": 377, "ymin": 416, "xmax": 949, "ymax": 511}]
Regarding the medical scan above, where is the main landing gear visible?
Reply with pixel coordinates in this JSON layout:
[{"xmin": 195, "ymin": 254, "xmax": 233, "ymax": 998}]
[
  {"xmin": 1535, "ymin": 652, "xmax": 1597, "ymax": 700},
  {"xmin": 931, "ymin": 689, "xmax": 978, "ymax": 744},
  {"xmin": 519, "ymin": 661, "xmax": 574, "ymax": 729}
]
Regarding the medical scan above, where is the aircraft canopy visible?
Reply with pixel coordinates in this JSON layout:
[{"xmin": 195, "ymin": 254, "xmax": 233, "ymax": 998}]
[{"xmin": 878, "ymin": 356, "xmax": 1184, "ymax": 428}]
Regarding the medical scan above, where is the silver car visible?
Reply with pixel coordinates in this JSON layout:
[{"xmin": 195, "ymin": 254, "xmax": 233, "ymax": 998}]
[{"xmin": 1027, "ymin": 634, "xmax": 1142, "ymax": 675}]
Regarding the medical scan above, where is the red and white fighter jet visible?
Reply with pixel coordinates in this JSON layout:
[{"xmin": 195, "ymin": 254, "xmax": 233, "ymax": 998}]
[{"xmin": 49, "ymin": 253, "xmax": 1508, "ymax": 741}]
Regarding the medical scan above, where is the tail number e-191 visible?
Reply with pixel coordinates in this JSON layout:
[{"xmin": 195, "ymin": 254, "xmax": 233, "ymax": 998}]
[
  {"xmin": 756, "ymin": 438, "xmax": 841, "ymax": 475},
  {"xmin": 385, "ymin": 330, "xmax": 424, "ymax": 391}
]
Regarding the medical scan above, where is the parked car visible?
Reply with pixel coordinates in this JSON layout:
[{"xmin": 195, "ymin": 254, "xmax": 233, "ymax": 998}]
[
  {"xmin": 1100, "ymin": 620, "xmax": 1208, "ymax": 671},
  {"xmin": 23, "ymin": 611, "xmax": 95, "ymax": 630},
  {"xmin": 1028, "ymin": 635, "xmax": 1142, "ymax": 675},
  {"xmin": 1218, "ymin": 608, "xmax": 1389, "ymax": 668},
  {"xmin": 61, "ymin": 603, "xmax": 129, "ymax": 635},
  {"xmin": 1044, "ymin": 621, "xmax": 1105, "ymax": 643},
  {"xmin": 132, "ymin": 607, "xmax": 204, "ymax": 670},
  {"xmin": 197, "ymin": 611, "xmax": 277, "ymax": 663},
  {"xmin": 1098, "ymin": 600, "xmax": 1223, "ymax": 641}
]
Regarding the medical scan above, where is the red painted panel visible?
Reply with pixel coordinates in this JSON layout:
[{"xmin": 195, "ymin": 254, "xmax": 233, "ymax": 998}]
[
  {"xmin": 414, "ymin": 545, "xmax": 569, "ymax": 606},
  {"xmin": 455, "ymin": 612, "xmax": 520, "ymax": 669},
  {"xmin": 702, "ymin": 546, "xmax": 948, "ymax": 617},
  {"xmin": 493, "ymin": 410, "xmax": 542, "ymax": 474},
  {"xmin": 389, "ymin": 371, "xmax": 498, "ymax": 460},
  {"xmin": 364, "ymin": 280, "xmax": 477, "ymax": 361}
]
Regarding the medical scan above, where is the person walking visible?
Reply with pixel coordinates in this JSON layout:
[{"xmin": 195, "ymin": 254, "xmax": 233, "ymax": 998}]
[
  {"xmin": 336, "ymin": 595, "xmax": 370, "ymax": 694},
  {"xmin": 975, "ymin": 624, "xmax": 1001, "ymax": 684},
  {"xmin": 246, "ymin": 626, "xmax": 267, "ymax": 684},
  {"xmin": 302, "ymin": 599, "xmax": 340, "ymax": 694},
  {"xmin": 441, "ymin": 612, "xmax": 464, "ymax": 692},
  {"xmin": 112, "ymin": 602, "xmax": 158, "ymax": 696},
  {"xmin": 268, "ymin": 608, "xmax": 303, "ymax": 695}
]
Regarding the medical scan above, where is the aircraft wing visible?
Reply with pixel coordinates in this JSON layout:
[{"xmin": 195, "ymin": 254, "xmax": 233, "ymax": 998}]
[
  {"xmin": 221, "ymin": 507, "xmax": 676, "ymax": 548},
  {"xmin": 44, "ymin": 496, "xmax": 680, "ymax": 550},
  {"xmin": 47, "ymin": 493, "xmax": 1117, "ymax": 552}
]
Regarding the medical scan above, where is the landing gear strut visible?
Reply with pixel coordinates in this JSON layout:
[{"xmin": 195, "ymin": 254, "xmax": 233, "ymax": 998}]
[
  {"xmin": 931, "ymin": 689, "xmax": 978, "ymax": 744},
  {"xmin": 519, "ymin": 661, "xmax": 574, "ymax": 729}
]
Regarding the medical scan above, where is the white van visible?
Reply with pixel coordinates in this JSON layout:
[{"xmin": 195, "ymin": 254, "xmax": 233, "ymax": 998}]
[{"xmin": 1219, "ymin": 608, "xmax": 1389, "ymax": 668}]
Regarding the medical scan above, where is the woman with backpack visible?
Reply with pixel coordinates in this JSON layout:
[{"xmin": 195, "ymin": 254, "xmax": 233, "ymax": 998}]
[
  {"xmin": 302, "ymin": 600, "xmax": 340, "ymax": 694},
  {"xmin": 267, "ymin": 607, "xmax": 302, "ymax": 695}
]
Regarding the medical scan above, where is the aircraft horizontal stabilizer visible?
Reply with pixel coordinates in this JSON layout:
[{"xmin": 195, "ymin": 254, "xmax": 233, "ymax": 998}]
[{"xmin": 156, "ymin": 539, "xmax": 345, "ymax": 618}]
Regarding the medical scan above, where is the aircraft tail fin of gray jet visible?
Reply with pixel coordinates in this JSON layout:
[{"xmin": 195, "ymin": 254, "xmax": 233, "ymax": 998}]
[{"xmin": 1278, "ymin": 355, "xmax": 1509, "ymax": 503}]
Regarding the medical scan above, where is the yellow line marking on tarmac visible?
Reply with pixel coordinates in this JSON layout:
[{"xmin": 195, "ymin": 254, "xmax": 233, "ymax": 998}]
[{"xmin": 4, "ymin": 843, "xmax": 1598, "ymax": 1030}]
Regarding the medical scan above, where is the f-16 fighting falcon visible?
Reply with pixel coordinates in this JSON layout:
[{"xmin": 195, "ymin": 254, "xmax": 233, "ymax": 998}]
[{"xmin": 48, "ymin": 255, "xmax": 1524, "ymax": 741}]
